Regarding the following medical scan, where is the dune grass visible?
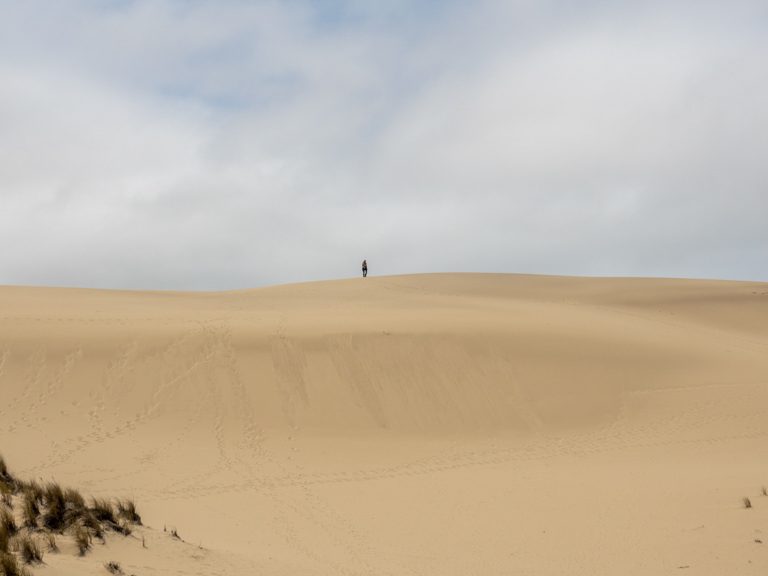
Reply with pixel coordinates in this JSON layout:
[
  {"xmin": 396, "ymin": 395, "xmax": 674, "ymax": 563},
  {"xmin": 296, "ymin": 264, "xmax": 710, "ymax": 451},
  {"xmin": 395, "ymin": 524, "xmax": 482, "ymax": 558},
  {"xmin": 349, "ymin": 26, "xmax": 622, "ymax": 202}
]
[
  {"xmin": 0, "ymin": 458, "xmax": 17, "ymax": 507},
  {"xmin": 0, "ymin": 528, "xmax": 10, "ymax": 557},
  {"xmin": 21, "ymin": 492, "xmax": 39, "ymax": 530},
  {"xmin": 0, "ymin": 452, "xmax": 144, "ymax": 566},
  {"xmin": 105, "ymin": 560, "xmax": 123, "ymax": 574},
  {"xmin": 0, "ymin": 527, "xmax": 9, "ymax": 556},
  {"xmin": 116, "ymin": 499, "xmax": 141, "ymax": 525},
  {"xmin": 74, "ymin": 525, "xmax": 91, "ymax": 556},
  {"xmin": 16, "ymin": 534, "xmax": 43, "ymax": 565},
  {"xmin": 42, "ymin": 482, "xmax": 67, "ymax": 532},
  {"xmin": 20, "ymin": 481, "xmax": 42, "ymax": 505},
  {"xmin": 44, "ymin": 532, "xmax": 58, "ymax": 553},
  {"xmin": 0, "ymin": 508, "xmax": 16, "ymax": 533},
  {"xmin": 1, "ymin": 508, "xmax": 18, "ymax": 554},
  {"xmin": 91, "ymin": 498, "xmax": 116, "ymax": 525},
  {"xmin": 0, "ymin": 552, "xmax": 32, "ymax": 576},
  {"xmin": 64, "ymin": 487, "xmax": 85, "ymax": 509}
]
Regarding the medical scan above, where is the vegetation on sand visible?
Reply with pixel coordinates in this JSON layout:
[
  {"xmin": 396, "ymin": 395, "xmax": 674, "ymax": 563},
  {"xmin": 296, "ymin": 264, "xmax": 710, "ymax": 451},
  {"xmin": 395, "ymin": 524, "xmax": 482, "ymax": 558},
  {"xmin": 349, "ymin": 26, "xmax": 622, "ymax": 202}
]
[{"xmin": 0, "ymin": 453, "xmax": 144, "ymax": 571}]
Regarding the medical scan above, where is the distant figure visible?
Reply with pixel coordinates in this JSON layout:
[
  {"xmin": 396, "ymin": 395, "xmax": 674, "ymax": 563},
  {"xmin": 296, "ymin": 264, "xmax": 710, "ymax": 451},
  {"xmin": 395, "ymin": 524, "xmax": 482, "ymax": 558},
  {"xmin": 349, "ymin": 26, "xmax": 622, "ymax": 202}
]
[{"xmin": 362, "ymin": 259, "xmax": 368, "ymax": 278}]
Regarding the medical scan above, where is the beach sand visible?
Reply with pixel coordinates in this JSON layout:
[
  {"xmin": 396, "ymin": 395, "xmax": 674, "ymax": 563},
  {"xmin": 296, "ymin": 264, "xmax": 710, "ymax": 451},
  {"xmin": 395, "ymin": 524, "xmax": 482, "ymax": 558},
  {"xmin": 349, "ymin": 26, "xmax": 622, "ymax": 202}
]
[{"xmin": 1, "ymin": 273, "xmax": 767, "ymax": 574}]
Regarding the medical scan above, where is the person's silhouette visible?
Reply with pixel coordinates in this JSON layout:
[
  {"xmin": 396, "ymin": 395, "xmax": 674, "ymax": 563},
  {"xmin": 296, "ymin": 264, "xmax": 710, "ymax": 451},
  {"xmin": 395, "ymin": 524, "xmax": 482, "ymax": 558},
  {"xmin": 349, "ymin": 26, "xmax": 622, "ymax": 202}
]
[{"xmin": 362, "ymin": 260, "xmax": 368, "ymax": 278}]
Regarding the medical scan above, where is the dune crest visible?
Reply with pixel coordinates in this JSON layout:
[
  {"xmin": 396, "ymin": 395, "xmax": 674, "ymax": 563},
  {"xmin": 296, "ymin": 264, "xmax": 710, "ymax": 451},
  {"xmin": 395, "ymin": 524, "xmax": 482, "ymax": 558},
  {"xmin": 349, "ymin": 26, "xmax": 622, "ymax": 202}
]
[{"xmin": 1, "ymin": 274, "xmax": 767, "ymax": 575}]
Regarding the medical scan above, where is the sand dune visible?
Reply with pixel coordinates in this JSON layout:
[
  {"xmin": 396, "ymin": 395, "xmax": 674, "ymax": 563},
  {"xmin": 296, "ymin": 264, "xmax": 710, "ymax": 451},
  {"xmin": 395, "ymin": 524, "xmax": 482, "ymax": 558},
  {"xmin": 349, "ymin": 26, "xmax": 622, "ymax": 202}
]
[{"xmin": 1, "ymin": 274, "xmax": 767, "ymax": 575}]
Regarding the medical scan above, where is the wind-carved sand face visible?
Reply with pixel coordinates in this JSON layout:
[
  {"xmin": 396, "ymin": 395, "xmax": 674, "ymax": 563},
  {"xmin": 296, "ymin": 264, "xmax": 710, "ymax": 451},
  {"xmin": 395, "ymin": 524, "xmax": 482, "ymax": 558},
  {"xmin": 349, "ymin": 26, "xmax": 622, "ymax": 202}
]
[{"xmin": 1, "ymin": 274, "xmax": 767, "ymax": 575}]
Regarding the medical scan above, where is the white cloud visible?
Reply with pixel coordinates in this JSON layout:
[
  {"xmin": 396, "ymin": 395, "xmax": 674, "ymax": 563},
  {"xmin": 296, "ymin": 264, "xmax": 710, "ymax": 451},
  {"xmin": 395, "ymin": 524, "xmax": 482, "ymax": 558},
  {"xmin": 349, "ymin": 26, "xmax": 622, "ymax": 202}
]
[{"xmin": 0, "ymin": 0, "xmax": 766, "ymax": 288}]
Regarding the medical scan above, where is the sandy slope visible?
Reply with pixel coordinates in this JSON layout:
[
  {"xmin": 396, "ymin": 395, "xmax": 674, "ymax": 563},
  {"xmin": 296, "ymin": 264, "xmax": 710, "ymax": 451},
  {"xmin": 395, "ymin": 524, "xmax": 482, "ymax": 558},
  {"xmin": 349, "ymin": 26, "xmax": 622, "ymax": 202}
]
[{"xmin": 1, "ymin": 273, "xmax": 767, "ymax": 575}]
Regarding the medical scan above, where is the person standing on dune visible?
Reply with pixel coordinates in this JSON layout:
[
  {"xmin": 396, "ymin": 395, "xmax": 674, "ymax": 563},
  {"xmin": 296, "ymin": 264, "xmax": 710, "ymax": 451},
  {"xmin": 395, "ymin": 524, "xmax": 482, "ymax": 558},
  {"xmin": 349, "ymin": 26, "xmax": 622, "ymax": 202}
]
[{"xmin": 362, "ymin": 259, "xmax": 368, "ymax": 278}]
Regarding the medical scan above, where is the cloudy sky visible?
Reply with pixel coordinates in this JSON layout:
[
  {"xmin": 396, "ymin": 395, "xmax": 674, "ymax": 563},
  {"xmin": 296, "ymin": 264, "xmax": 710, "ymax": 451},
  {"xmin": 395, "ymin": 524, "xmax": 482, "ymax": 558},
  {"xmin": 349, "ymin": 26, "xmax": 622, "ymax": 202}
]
[{"xmin": 1, "ymin": 0, "xmax": 766, "ymax": 289}]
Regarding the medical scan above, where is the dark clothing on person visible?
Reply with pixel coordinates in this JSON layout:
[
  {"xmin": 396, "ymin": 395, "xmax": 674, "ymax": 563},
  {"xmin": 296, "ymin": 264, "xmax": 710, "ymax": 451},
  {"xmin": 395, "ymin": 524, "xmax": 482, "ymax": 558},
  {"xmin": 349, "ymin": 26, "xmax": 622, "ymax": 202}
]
[{"xmin": 362, "ymin": 260, "xmax": 368, "ymax": 278}]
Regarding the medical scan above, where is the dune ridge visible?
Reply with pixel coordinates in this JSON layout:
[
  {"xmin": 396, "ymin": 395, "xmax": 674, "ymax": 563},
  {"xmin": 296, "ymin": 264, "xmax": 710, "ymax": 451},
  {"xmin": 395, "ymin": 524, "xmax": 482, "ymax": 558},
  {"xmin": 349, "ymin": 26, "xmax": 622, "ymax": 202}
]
[{"xmin": 1, "ymin": 274, "xmax": 767, "ymax": 575}]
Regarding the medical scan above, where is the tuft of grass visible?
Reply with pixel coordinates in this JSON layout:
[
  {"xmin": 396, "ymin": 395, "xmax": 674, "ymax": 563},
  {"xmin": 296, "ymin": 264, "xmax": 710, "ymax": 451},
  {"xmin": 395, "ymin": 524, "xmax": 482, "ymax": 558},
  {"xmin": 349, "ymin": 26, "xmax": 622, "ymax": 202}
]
[
  {"xmin": 104, "ymin": 560, "xmax": 123, "ymax": 574},
  {"xmin": 43, "ymin": 481, "xmax": 67, "ymax": 531},
  {"xmin": 16, "ymin": 534, "xmax": 43, "ymax": 564},
  {"xmin": 170, "ymin": 528, "xmax": 181, "ymax": 540},
  {"xmin": 115, "ymin": 520, "xmax": 132, "ymax": 537},
  {"xmin": 116, "ymin": 499, "xmax": 141, "ymax": 525},
  {"xmin": 0, "ymin": 482, "xmax": 11, "ymax": 496},
  {"xmin": 0, "ymin": 455, "xmax": 152, "ymax": 565},
  {"xmin": 762, "ymin": 486, "xmax": 767, "ymax": 497},
  {"xmin": 44, "ymin": 481, "xmax": 64, "ymax": 500},
  {"xmin": 62, "ymin": 492, "xmax": 87, "ymax": 529},
  {"xmin": 0, "ymin": 527, "xmax": 9, "ymax": 556},
  {"xmin": 45, "ymin": 532, "xmax": 58, "ymax": 553},
  {"xmin": 743, "ymin": 497, "xmax": 752, "ymax": 509},
  {"xmin": 21, "ymin": 492, "xmax": 39, "ymax": 529},
  {"xmin": 74, "ymin": 525, "xmax": 91, "ymax": 556},
  {"xmin": 0, "ymin": 507, "xmax": 17, "ymax": 535},
  {"xmin": 90, "ymin": 498, "xmax": 116, "ymax": 524},
  {"xmin": 0, "ymin": 552, "xmax": 33, "ymax": 576},
  {"xmin": 20, "ymin": 481, "xmax": 43, "ymax": 505},
  {"xmin": 0, "ymin": 456, "xmax": 15, "ymax": 496},
  {"xmin": 80, "ymin": 511, "xmax": 105, "ymax": 541},
  {"xmin": 1, "ymin": 508, "xmax": 17, "ymax": 554},
  {"xmin": 64, "ymin": 487, "xmax": 85, "ymax": 510}
]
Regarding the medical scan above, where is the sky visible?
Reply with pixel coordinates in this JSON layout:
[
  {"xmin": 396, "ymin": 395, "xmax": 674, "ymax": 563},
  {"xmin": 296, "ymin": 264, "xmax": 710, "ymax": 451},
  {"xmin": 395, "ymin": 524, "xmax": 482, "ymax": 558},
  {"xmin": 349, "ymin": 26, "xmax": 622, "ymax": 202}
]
[{"xmin": 0, "ymin": 0, "xmax": 766, "ymax": 290}]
